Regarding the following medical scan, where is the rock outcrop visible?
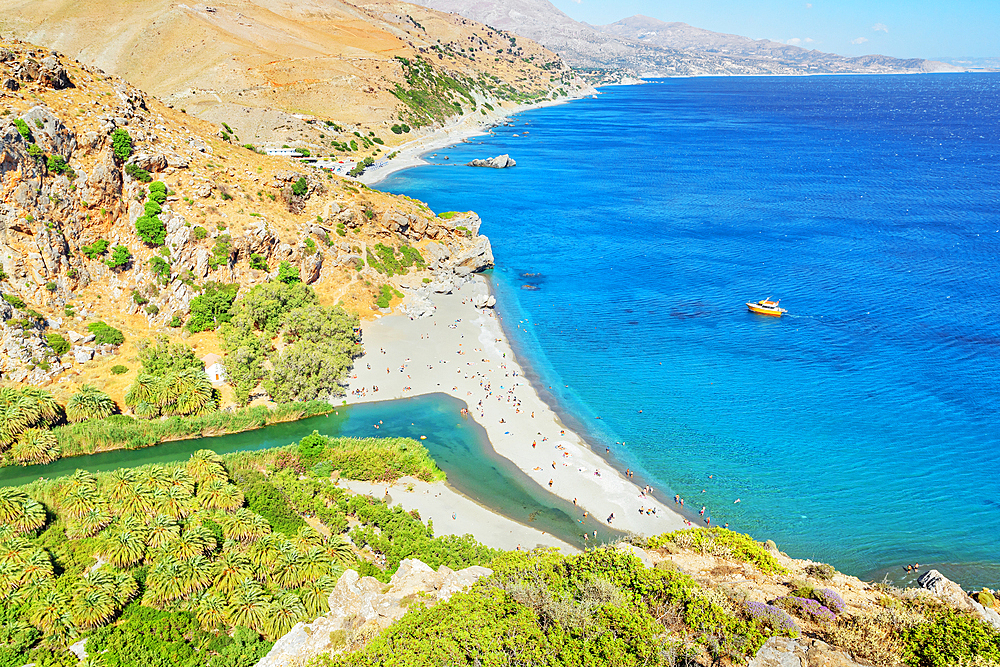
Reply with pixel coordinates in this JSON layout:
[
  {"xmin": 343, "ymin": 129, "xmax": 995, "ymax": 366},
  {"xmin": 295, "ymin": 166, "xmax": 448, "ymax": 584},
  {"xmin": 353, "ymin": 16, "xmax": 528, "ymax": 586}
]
[
  {"xmin": 749, "ymin": 637, "xmax": 865, "ymax": 667},
  {"xmin": 255, "ymin": 559, "xmax": 491, "ymax": 667},
  {"xmin": 918, "ymin": 569, "xmax": 1000, "ymax": 631},
  {"xmin": 467, "ymin": 154, "xmax": 516, "ymax": 168}
]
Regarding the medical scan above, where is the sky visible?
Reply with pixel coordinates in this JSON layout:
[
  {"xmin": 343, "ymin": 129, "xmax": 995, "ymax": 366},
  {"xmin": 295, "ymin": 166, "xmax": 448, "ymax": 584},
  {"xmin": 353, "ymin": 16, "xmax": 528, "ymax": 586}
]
[{"xmin": 547, "ymin": 0, "xmax": 999, "ymax": 59}]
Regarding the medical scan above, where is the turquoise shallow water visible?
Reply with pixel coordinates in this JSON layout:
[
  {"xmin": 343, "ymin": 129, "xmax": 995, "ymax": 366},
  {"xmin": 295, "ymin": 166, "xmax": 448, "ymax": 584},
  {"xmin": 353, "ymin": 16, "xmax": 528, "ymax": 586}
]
[{"xmin": 380, "ymin": 75, "xmax": 1000, "ymax": 587}]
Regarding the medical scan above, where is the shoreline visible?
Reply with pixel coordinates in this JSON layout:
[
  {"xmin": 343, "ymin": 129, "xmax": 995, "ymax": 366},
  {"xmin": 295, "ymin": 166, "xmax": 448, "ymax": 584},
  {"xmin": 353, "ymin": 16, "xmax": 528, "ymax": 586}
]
[
  {"xmin": 344, "ymin": 277, "xmax": 691, "ymax": 541},
  {"xmin": 358, "ymin": 89, "xmax": 598, "ymax": 187}
]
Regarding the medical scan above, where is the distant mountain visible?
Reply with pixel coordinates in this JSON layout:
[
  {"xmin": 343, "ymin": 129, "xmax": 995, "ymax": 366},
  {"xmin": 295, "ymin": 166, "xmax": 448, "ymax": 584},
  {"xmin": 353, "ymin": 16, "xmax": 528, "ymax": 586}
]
[{"xmin": 409, "ymin": 0, "xmax": 963, "ymax": 75}]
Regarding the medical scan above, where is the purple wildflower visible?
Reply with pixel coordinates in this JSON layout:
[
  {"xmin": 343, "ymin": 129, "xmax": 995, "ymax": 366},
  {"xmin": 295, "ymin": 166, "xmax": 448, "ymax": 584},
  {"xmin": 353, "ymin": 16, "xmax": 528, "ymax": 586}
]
[
  {"xmin": 775, "ymin": 596, "xmax": 836, "ymax": 623},
  {"xmin": 813, "ymin": 588, "xmax": 845, "ymax": 614},
  {"xmin": 743, "ymin": 600, "xmax": 800, "ymax": 636}
]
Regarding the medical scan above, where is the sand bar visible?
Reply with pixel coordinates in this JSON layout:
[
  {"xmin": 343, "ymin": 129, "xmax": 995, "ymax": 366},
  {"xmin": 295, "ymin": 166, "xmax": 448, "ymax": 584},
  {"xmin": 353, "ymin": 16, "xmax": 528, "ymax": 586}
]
[{"xmin": 345, "ymin": 277, "xmax": 689, "ymax": 542}]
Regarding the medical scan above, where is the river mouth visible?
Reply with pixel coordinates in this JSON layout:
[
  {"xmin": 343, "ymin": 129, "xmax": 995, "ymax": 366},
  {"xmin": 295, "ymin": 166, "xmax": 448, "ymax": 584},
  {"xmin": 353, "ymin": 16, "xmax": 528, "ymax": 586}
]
[{"xmin": 0, "ymin": 393, "xmax": 615, "ymax": 549}]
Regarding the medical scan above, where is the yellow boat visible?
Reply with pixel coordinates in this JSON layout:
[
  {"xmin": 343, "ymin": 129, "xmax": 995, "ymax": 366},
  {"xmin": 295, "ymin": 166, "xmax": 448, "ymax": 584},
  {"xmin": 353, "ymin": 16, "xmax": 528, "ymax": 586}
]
[{"xmin": 746, "ymin": 298, "xmax": 787, "ymax": 317}]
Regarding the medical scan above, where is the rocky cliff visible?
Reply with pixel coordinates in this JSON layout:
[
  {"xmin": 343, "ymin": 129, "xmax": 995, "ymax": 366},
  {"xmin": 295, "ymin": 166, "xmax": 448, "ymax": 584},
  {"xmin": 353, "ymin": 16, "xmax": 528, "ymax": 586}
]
[{"xmin": 0, "ymin": 38, "xmax": 493, "ymax": 396}]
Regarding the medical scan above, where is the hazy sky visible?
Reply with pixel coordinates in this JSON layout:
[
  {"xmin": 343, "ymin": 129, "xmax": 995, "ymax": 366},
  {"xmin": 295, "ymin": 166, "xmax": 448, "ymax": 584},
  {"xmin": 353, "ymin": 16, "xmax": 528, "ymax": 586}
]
[{"xmin": 547, "ymin": 0, "xmax": 999, "ymax": 59}]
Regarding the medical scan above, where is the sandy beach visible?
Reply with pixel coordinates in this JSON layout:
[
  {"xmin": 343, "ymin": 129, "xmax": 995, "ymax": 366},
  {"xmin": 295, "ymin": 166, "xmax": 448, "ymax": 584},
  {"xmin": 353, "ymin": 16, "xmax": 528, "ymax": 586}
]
[
  {"xmin": 358, "ymin": 91, "xmax": 596, "ymax": 186},
  {"xmin": 344, "ymin": 277, "xmax": 689, "ymax": 545},
  {"xmin": 339, "ymin": 476, "xmax": 576, "ymax": 553}
]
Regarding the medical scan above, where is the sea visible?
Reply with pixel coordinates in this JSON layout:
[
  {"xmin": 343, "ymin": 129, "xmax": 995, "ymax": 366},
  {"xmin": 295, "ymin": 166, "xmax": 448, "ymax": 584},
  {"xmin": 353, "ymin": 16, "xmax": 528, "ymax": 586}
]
[{"xmin": 379, "ymin": 74, "xmax": 1000, "ymax": 588}]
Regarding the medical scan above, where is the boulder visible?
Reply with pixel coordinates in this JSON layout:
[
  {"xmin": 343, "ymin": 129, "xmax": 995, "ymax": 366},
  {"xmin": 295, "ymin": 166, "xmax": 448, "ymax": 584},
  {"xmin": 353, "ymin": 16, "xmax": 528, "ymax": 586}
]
[
  {"xmin": 750, "ymin": 637, "xmax": 864, "ymax": 667},
  {"xmin": 918, "ymin": 569, "xmax": 1000, "ymax": 630},
  {"xmin": 453, "ymin": 236, "xmax": 494, "ymax": 273},
  {"xmin": 73, "ymin": 346, "xmax": 94, "ymax": 364},
  {"xmin": 302, "ymin": 253, "xmax": 323, "ymax": 284},
  {"xmin": 254, "ymin": 559, "xmax": 491, "ymax": 667},
  {"xmin": 467, "ymin": 154, "xmax": 516, "ymax": 169},
  {"xmin": 400, "ymin": 290, "xmax": 436, "ymax": 319},
  {"xmin": 128, "ymin": 152, "xmax": 167, "ymax": 173},
  {"xmin": 23, "ymin": 106, "xmax": 77, "ymax": 158},
  {"xmin": 39, "ymin": 55, "xmax": 73, "ymax": 89}
]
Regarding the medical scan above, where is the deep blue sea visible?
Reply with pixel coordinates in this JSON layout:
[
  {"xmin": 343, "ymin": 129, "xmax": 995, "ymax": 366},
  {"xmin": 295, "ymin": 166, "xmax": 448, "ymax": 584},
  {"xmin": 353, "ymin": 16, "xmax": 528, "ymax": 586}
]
[{"xmin": 381, "ymin": 75, "xmax": 1000, "ymax": 588}]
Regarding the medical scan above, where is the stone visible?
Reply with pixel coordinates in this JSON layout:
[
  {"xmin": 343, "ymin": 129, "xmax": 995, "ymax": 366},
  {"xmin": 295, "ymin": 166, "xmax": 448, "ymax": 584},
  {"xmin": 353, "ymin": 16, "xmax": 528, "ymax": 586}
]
[
  {"xmin": 918, "ymin": 569, "xmax": 1000, "ymax": 630},
  {"xmin": 400, "ymin": 290, "xmax": 436, "ymax": 319},
  {"xmin": 68, "ymin": 638, "xmax": 87, "ymax": 661},
  {"xmin": 165, "ymin": 153, "xmax": 190, "ymax": 169},
  {"xmin": 467, "ymin": 154, "xmax": 516, "ymax": 168},
  {"xmin": 750, "ymin": 637, "xmax": 864, "ymax": 667},
  {"xmin": 614, "ymin": 542, "xmax": 653, "ymax": 568},
  {"xmin": 254, "ymin": 559, "xmax": 491, "ymax": 667},
  {"xmin": 73, "ymin": 346, "xmax": 94, "ymax": 364},
  {"xmin": 39, "ymin": 55, "xmax": 73, "ymax": 89},
  {"xmin": 129, "ymin": 152, "xmax": 167, "ymax": 173},
  {"xmin": 2, "ymin": 78, "xmax": 18, "ymax": 91},
  {"xmin": 23, "ymin": 106, "xmax": 77, "ymax": 158},
  {"xmin": 302, "ymin": 253, "xmax": 323, "ymax": 284},
  {"xmin": 453, "ymin": 236, "xmax": 494, "ymax": 273}
]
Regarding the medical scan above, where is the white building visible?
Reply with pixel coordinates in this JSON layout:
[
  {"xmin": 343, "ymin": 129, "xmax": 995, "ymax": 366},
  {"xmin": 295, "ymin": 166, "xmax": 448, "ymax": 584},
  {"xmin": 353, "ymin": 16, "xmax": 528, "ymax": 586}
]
[
  {"xmin": 202, "ymin": 353, "xmax": 226, "ymax": 385},
  {"xmin": 264, "ymin": 147, "xmax": 300, "ymax": 157}
]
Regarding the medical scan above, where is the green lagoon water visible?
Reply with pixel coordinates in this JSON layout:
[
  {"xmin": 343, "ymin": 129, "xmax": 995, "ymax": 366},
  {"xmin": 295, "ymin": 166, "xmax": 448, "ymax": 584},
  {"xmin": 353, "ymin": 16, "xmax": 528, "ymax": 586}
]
[{"xmin": 0, "ymin": 394, "xmax": 613, "ymax": 548}]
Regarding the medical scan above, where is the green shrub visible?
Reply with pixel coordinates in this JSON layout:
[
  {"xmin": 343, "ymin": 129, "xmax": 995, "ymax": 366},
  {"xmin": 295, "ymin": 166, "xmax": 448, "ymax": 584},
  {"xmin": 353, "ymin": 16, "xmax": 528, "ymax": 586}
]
[
  {"xmin": 47, "ymin": 154, "xmax": 72, "ymax": 175},
  {"xmin": 111, "ymin": 364, "xmax": 129, "ymax": 375},
  {"xmin": 46, "ymin": 332, "xmax": 70, "ymax": 355},
  {"xmin": 647, "ymin": 527, "xmax": 788, "ymax": 575},
  {"xmin": 87, "ymin": 321, "xmax": 125, "ymax": 345},
  {"xmin": 902, "ymin": 608, "xmax": 1000, "ymax": 667},
  {"xmin": 13, "ymin": 118, "xmax": 32, "ymax": 141},
  {"xmin": 249, "ymin": 253, "xmax": 268, "ymax": 271},
  {"xmin": 145, "ymin": 304, "xmax": 159, "ymax": 315},
  {"xmin": 148, "ymin": 256, "xmax": 171, "ymax": 284},
  {"xmin": 148, "ymin": 181, "xmax": 167, "ymax": 204},
  {"xmin": 437, "ymin": 211, "xmax": 457, "ymax": 219},
  {"xmin": 209, "ymin": 235, "xmax": 232, "ymax": 269},
  {"xmin": 81, "ymin": 238, "xmax": 110, "ymax": 259},
  {"xmin": 186, "ymin": 282, "xmax": 238, "ymax": 333},
  {"xmin": 193, "ymin": 226, "xmax": 209, "ymax": 240},
  {"xmin": 111, "ymin": 128, "xmax": 133, "ymax": 161},
  {"xmin": 131, "ymin": 290, "xmax": 149, "ymax": 306},
  {"xmin": 806, "ymin": 563, "xmax": 836, "ymax": 580},
  {"xmin": 44, "ymin": 281, "xmax": 57, "ymax": 291},
  {"xmin": 291, "ymin": 177, "xmax": 308, "ymax": 197},
  {"xmin": 168, "ymin": 315, "xmax": 183, "ymax": 328},
  {"xmin": 25, "ymin": 143, "xmax": 44, "ymax": 159},
  {"xmin": 125, "ymin": 163, "xmax": 152, "ymax": 182},
  {"xmin": 276, "ymin": 260, "xmax": 300, "ymax": 284},
  {"xmin": 135, "ymin": 207, "xmax": 165, "ymax": 245},
  {"xmin": 976, "ymin": 590, "xmax": 997, "ymax": 608},
  {"xmin": 2, "ymin": 293, "xmax": 26, "ymax": 309},
  {"xmin": 106, "ymin": 245, "xmax": 132, "ymax": 269}
]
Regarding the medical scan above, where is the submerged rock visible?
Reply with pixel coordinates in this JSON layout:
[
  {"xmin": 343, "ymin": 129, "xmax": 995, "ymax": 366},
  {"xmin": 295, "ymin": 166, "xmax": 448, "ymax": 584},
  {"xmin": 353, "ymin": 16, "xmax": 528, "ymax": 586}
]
[{"xmin": 467, "ymin": 154, "xmax": 516, "ymax": 168}]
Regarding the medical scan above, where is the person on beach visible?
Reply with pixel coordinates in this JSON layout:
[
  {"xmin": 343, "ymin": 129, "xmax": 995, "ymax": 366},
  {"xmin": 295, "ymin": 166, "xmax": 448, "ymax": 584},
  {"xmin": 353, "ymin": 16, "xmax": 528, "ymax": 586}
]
[{"xmin": 548, "ymin": 479, "xmax": 553, "ymax": 488}]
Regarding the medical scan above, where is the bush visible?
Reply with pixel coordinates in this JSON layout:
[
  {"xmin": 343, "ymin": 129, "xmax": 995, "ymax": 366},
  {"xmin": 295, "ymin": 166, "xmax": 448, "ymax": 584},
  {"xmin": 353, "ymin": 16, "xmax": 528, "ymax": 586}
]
[
  {"xmin": 125, "ymin": 162, "xmax": 152, "ymax": 183},
  {"xmin": 46, "ymin": 332, "xmax": 70, "ymax": 355},
  {"xmin": 647, "ymin": 528, "xmax": 788, "ymax": 575},
  {"xmin": 806, "ymin": 563, "xmax": 836, "ymax": 580},
  {"xmin": 44, "ymin": 281, "xmax": 57, "ymax": 291},
  {"xmin": 209, "ymin": 235, "xmax": 232, "ymax": 269},
  {"xmin": 131, "ymin": 290, "xmax": 149, "ymax": 305},
  {"xmin": 106, "ymin": 245, "xmax": 132, "ymax": 269},
  {"xmin": 297, "ymin": 430, "xmax": 328, "ymax": 466},
  {"xmin": 2, "ymin": 293, "xmax": 26, "ymax": 309},
  {"xmin": 813, "ymin": 588, "xmax": 845, "ymax": 613},
  {"xmin": 111, "ymin": 364, "xmax": 129, "ymax": 375},
  {"xmin": 743, "ymin": 601, "xmax": 799, "ymax": 637},
  {"xmin": 168, "ymin": 315, "xmax": 183, "ymax": 328},
  {"xmin": 47, "ymin": 154, "xmax": 72, "ymax": 176},
  {"xmin": 975, "ymin": 590, "xmax": 997, "ymax": 608},
  {"xmin": 148, "ymin": 256, "xmax": 171, "ymax": 284},
  {"xmin": 291, "ymin": 177, "xmax": 308, "ymax": 197},
  {"xmin": 135, "ymin": 209, "xmax": 166, "ymax": 245},
  {"xmin": 111, "ymin": 128, "xmax": 133, "ymax": 161},
  {"xmin": 193, "ymin": 226, "xmax": 209, "ymax": 240},
  {"xmin": 148, "ymin": 181, "xmax": 167, "ymax": 204},
  {"xmin": 249, "ymin": 253, "xmax": 268, "ymax": 271},
  {"xmin": 145, "ymin": 304, "xmax": 160, "ymax": 315},
  {"xmin": 186, "ymin": 282, "xmax": 238, "ymax": 333},
  {"xmin": 775, "ymin": 596, "xmax": 836, "ymax": 623},
  {"xmin": 276, "ymin": 260, "xmax": 300, "ymax": 284},
  {"xmin": 81, "ymin": 238, "xmax": 110, "ymax": 259},
  {"xmin": 13, "ymin": 118, "xmax": 32, "ymax": 141},
  {"xmin": 87, "ymin": 321, "xmax": 125, "ymax": 345},
  {"xmin": 902, "ymin": 608, "xmax": 1000, "ymax": 667}
]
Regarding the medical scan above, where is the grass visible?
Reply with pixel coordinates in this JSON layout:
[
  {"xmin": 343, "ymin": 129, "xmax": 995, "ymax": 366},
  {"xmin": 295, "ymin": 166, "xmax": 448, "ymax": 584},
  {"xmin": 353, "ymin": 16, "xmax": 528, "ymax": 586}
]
[
  {"xmin": 47, "ymin": 401, "xmax": 336, "ymax": 460},
  {"xmin": 646, "ymin": 527, "xmax": 789, "ymax": 575}
]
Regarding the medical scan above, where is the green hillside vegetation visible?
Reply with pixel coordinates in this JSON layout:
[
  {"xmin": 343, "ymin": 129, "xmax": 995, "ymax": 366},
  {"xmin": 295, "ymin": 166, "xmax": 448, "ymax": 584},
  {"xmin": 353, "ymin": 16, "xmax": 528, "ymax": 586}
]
[{"xmin": 0, "ymin": 433, "xmax": 464, "ymax": 665}]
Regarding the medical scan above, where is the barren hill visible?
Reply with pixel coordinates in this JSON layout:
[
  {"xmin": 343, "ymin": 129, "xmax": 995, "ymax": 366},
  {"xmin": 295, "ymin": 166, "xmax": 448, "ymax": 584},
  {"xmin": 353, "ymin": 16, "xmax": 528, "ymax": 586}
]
[
  {"xmin": 0, "ymin": 0, "xmax": 586, "ymax": 149},
  {"xmin": 410, "ymin": 0, "xmax": 963, "ymax": 75}
]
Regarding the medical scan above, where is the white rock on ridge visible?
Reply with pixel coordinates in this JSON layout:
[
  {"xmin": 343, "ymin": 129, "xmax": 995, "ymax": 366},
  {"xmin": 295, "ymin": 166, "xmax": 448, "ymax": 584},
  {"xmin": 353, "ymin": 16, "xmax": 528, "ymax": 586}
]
[
  {"xmin": 918, "ymin": 569, "xmax": 1000, "ymax": 631},
  {"xmin": 73, "ymin": 346, "xmax": 94, "ymax": 364},
  {"xmin": 750, "ymin": 637, "xmax": 864, "ymax": 667},
  {"xmin": 255, "ymin": 559, "xmax": 491, "ymax": 667},
  {"xmin": 467, "ymin": 154, "xmax": 516, "ymax": 168}
]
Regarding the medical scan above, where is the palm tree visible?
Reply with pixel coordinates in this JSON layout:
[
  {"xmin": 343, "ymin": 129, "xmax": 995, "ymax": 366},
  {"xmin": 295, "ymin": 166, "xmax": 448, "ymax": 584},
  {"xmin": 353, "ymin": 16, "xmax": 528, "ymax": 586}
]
[
  {"xmin": 154, "ymin": 485, "xmax": 194, "ymax": 520},
  {"xmin": 102, "ymin": 468, "xmax": 138, "ymax": 506},
  {"xmin": 298, "ymin": 545, "xmax": 334, "ymax": 584},
  {"xmin": 66, "ymin": 385, "xmax": 117, "ymax": 423},
  {"xmin": 196, "ymin": 592, "xmax": 227, "ymax": 631},
  {"xmin": 301, "ymin": 574, "xmax": 337, "ymax": 617},
  {"xmin": 125, "ymin": 374, "xmax": 162, "ymax": 417},
  {"xmin": 136, "ymin": 464, "xmax": 172, "ymax": 494},
  {"xmin": 0, "ymin": 488, "xmax": 31, "ymax": 524},
  {"xmin": 20, "ymin": 388, "xmax": 60, "ymax": 425},
  {"xmin": 172, "ymin": 524, "xmax": 216, "ymax": 559},
  {"xmin": 101, "ymin": 520, "xmax": 147, "ymax": 568},
  {"xmin": 323, "ymin": 534, "xmax": 356, "ymax": 566},
  {"xmin": 9, "ymin": 498, "xmax": 47, "ymax": 536},
  {"xmin": 0, "ymin": 557, "xmax": 23, "ymax": 597},
  {"xmin": 68, "ymin": 505, "xmax": 112, "ymax": 539},
  {"xmin": 143, "ymin": 555, "xmax": 184, "ymax": 607},
  {"xmin": 71, "ymin": 584, "xmax": 117, "ymax": 629},
  {"xmin": 29, "ymin": 589, "xmax": 71, "ymax": 635},
  {"xmin": 222, "ymin": 508, "xmax": 270, "ymax": 544},
  {"xmin": 275, "ymin": 547, "xmax": 305, "ymax": 589},
  {"xmin": 187, "ymin": 449, "xmax": 228, "ymax": 484},
  {"xmin": 18, "ymin": 547, "xmax": 54, "ymax": 589},
  {"xmin": 178, "ymin": 554, "xmax": 213, "ymax": 598},
  {"xmin": 211, "ymin": 552, "xmax": 253, "ymax": 596},
  {"xmin": 226, "ymin": 579, "xmax": 270, "ymax": 633},
  {"xmin": 0, "ymin": 389, "xmax": 42, "ymax": 449},
  {"xmin": 291, "ymin": 526, "xmax": 324, "ymax": 553},
  {"xmin": 265, "ymin": 591, "xmax": 306, "ymax": 639},
  {"xmin": 64, "ymin": 469, "xmax": 98, "ymax": 495},
  {"xmin": 168, "ymin": 368, "xmax": 215, "ymax": 416},
  {"xmin": 146, "ymin": 514, "xmax": 181, "ymax": 550},
  {"xmin": 198, "ymin": 480, "xmax": 244, "ymax": 512},
  {"xmin": 10, "ymin": 428, "xmax": 60, "ymax": 465},
  {"xmin": 60, "ymin": 485, "xmax": 100, "ymax": 520},
  {"xmin": 247, "ymin": 534, "xmax": 284, "ymax": 581},
  {"xmin": 169, "ymin": 467, "xmax": 196, "ymax": 495}
]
